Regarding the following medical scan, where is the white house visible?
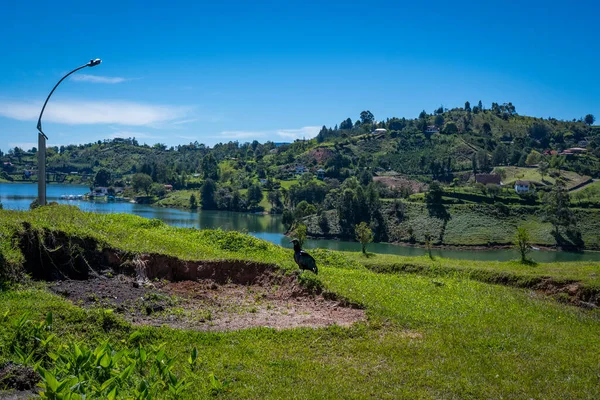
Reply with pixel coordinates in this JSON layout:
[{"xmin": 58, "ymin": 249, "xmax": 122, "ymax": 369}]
[
  {"xmin": 372, "ymin": 128, "xmax": 387, "ymax": 135},
  {"xmin": 425, "ymin": 125, "xmax": 440, "ymax": 134},
  {"xmin": 514, "ymin": 180, "xmax": 531, "ymax": 194}
]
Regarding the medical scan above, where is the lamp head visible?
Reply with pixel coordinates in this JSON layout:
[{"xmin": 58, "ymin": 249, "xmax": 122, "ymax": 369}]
[{"xmin": 88, "ymin": 58, "xmax": 102, "ymax": 67}]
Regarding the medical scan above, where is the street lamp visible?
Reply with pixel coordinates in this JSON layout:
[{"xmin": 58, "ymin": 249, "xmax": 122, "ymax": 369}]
[{"xmin": 37, "ymin": 58, "xmax": 102, "ymax": 205}]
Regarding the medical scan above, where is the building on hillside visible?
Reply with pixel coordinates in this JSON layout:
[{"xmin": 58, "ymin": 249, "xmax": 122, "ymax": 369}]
[
  {"xmin": 578, "ymin": 140, "xmax": 589, "ymax": 147},
  {"xmin": 371, "ymin": 128, "xmax": 387, "ymax": 135},
  {"xmin": 425, "ymin": 125, "xmax": 440, "ymax": 134},
  {"xmin": 91, "ymin": 187, "xmax": 109, "ymax": 197},
  {"xmin": 316, "ymin": 168, "xmax": 325, "ymax": 180},
  {"xmin": 514, "ymin": 180, "xmax": 531, "ymax": 194},
  {"xmin": 295, "ymin": 165, "xmax": 306, "ymax": 175},
  {"xmin": 259, "ymin": 178, "xmax": 268, "ymax": 185},
  {"xmin": 475, "ymin": 173, "xmax": 501, "ymax": 186},
  {"xmin": 163, "ymin": 184, "xmax": 173, "ymax": 191}
]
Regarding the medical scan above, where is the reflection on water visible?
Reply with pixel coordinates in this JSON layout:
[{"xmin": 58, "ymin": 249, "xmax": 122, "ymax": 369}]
[{"xmin": 2, "ymin": 183, "xmax": 600, "ymax": 263}]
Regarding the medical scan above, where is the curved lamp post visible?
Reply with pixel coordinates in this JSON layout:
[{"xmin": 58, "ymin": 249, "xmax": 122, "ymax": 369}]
[{"xmin": 37, "ymin": 59, "xmax": 101, "ymax": 205}]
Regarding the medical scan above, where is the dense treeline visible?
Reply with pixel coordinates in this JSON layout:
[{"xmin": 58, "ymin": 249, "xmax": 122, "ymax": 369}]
[{"xmin": 1, "ymin": 102, "xmax": 599, "ymax": 246}]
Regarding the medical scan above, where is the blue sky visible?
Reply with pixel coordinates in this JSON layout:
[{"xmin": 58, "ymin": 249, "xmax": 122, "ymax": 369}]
[{"xmin": 1, "ymin": 0, "xmax": 599, "ymax": 152}]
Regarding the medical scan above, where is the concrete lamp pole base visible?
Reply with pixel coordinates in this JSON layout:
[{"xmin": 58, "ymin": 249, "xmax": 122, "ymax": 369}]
[{"xmin": 37, "ymin": 133, "xmax": 46, "ymax": 206}]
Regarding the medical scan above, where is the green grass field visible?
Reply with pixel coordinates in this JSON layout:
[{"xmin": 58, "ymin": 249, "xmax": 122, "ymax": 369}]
[
  {"xmin": 1, "ymin": 206, "xmax": 600, "ymax": 398},
  {"xmin": 154, "ymin": 189, "xmax": 200, "ymax": 209},
  {"xmin": 494, "ymin": 166, "xmax": 590, "ymax": 189},
  {"xmin": 305, "ymin": 202, "xmax": 600, "ymax": 249},
  {"xmin": 344, "ymin": 252, "xmax": 600, "ymax": 289}
]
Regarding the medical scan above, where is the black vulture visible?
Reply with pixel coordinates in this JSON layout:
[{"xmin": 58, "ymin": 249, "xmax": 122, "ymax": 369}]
[{"xmin": 290, "ymin": 239, "xmax": 318, "ymax": 274}]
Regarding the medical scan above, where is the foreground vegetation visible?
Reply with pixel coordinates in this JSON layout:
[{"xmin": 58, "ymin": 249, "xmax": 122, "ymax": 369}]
[{"xmin": 1, "ymin": 206, "xmax": 600, "ymax": 398}]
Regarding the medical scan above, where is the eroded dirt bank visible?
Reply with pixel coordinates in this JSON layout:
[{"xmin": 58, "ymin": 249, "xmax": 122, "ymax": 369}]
[
  {"xmin": 18, "ymin": 226, "xmax": 365, "ymax": 331},
  {"xmin": 49, "ymin": 272, "xmax": 365, "ymax": 331}
]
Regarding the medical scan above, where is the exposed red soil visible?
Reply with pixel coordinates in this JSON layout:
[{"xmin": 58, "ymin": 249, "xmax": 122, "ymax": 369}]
[
  {"xmin": 49, "ymin": 272, "xmax": 365, "ymax": 331},
  {"xmin": 373, "ymin": 175, "xmax": 427, "ymax": 193},
  {"xmin": 307, "ymin": 147, "xmax": 334, "ymax": 164},
  {"xmin": 18, "ymin": 230, "xmax": 365, "ymax": 331}
]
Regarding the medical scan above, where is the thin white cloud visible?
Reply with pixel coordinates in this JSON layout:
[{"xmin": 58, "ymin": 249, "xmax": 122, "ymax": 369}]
[
  {"xmin": 71, "ymin": 74, "xmax": 128, "ymax": 84},
  {"xmin": 275, "ymin": 126, "xmax": 320, "ymax": 140},
  {"xmin": 0, "ymin": 100, "xmax": 191, "ymax": 126},
  {"xmin": 212, "ymin": 126, "xmax": 320, "ymax": 142},
  {"xmin": 172, "ymin": 118, "xmax": 199, "ymax": 125},
  {"xmin": 216, "ymin": 130, "xmax": 267, "ymax": 140}
]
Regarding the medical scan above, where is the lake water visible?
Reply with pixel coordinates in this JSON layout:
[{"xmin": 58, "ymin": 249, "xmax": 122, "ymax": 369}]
[{"xmin": 2, "ymin": 182, "xmax": 599, "ymax": 263}]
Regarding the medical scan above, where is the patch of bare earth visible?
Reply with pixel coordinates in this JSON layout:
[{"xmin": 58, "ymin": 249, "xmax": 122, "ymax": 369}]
[
  {"xmin": 50, "ymin": 271, "xmax": 365, "ymax": 331},
  {"xmin": 373, "ymin": 175, "xmax": 427, "ymax": 193}
]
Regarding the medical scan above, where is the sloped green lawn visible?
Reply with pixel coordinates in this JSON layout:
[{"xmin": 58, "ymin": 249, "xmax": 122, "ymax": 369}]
[{"xmin": 1, "ymin": 206, "xmax": 599, "ymax": 398}]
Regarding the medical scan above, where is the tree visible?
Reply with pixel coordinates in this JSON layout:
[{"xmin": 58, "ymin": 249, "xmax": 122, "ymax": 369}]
[
  {"xmin": 443, "ymin": 122, "xmax": 458, "ymax": 135},
  {"xmin": 355, "ymin": 221, "xmax": 373, "ymax": 255},
  {"xmin": 476, "ymin": 150, "xmax": 490, "ymax": 171},
  {"xmin": 267, "ymin": 189, "xmax": 282, "ymax": 210},
  {"xmin": 514, "ymin": 226, "xmax": 532, "ymax": 263},
  {"xmin": 584, "ymin": 114, "xmax": 595, "ymax": 126},
  {"xmin": 492, "ymin": 144, "xmax": 508, "ymax": 166},
  {"xmin": 294, "ymin": 200, "xmax": 317, "ymax": 220},
  {"xmin": 201, "ymin": 153, "xmax": 219, "ymax": 180},
  {"xmin": 340, "ymin": 118, "xmax": 353, "ymax": 130},
  {"xmin": 282, "ymin": 209, "xmax": 295, "ymax": 230},
  {"xmin": 247, "ymin": 183, "xmax": 263, "ymax": 207},
  {"xmin": 481, "ymin": 122, "xmax": 492, "ymax": 136},
  {"xmin": 93, "ymin": 169, "xmax": 111, "ymax": 187},
  {"xmin": 12, "ymin": 147, "xmax": 24, "ymax": 163},
  {"xmin": 424, "ymin": 232, "xmax": 434, "ymax": 260},
  {"xmin": 150, "ymin": 183, "xmax": 166, "ymax": 197},
  {"xmin": 189, "ymin": 193, "xmax": 198, "ymax": 209},
  {"xmin": 132, "ymin": 173, "xmax": 153, "ymax": 195},
  {"xmin": 464, "ymin": 101, "xmax": 471, "ymax": 112},
  {"xmin": 526, "ymin": 150, "xmax": 542, "ymax": 166},
  {"xmin": 201, "ymin": 179, "xmax": 217, "ymax": 209},
  {"xmin": 538, "ymin": 161, "xmax": 549, "ymax": 182},
  {"xmin": 434, "ymin": 114, "xmax": 444, "ymax": 127},
  {"xmin": 293, "ymin": 224, "xmax": 307, "ymax": 247},
  {"xmin": 425, "ymin": 181, "xmax": 443, "ymax": 205},
  {"xmin": 360, "ymin": 110, "xmax": 375, "ymax": 125},
  {"xmin": 543, "ymin": 178, "xmax": 574, "ymax": 236},
  {"xmin": 478, "ymin": 100, "xmax": 483, "ymax": 110},
  {"xmin": 528, "ymin": 123, "xmax": 550, "ymax": 147}
]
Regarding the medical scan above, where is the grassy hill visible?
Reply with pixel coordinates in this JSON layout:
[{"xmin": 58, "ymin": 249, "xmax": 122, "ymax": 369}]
[
  {"xmin": 1, "ymin": 206, "xmax": 600, "ymax": 399},
  {"xmin": 304, "ymin": 202, "xmax": 600, "ymax": 249},
  {"xmin": 494, "ymin": 166, "xmax": 591, "ymax": 189}
]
